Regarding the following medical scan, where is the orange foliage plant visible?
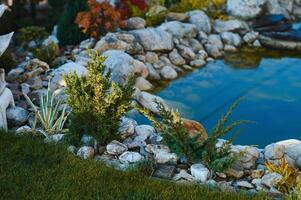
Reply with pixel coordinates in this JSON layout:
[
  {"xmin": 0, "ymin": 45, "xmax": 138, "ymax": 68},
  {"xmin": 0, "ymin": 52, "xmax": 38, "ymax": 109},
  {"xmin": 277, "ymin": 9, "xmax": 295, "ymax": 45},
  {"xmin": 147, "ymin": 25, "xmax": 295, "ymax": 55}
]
[{"xmin": 75, "ymin": 0, "xmax": 125, "ymax": 38}]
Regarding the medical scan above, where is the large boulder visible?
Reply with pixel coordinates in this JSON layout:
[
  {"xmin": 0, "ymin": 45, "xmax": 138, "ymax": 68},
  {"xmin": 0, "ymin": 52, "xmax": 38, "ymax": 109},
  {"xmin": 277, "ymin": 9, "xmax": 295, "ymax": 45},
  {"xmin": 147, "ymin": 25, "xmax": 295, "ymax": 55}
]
[
  {"xmin": 227, "ymin": 0, "xmax": 266, "ymax": 20},
  {"xmin": 158, "ymin": 21, "xmax": 198, "ymax": 38},
  {"xmin": 220, "ymin": 32, "xmax": 242, "ymax": 47},
  {"xmin": 51, "ymin": 62, "xmax": 88, "ymax": 89},
  {"xmin": 186, "ymin": 10, "xmax": 211, "ymax": 34},
  {"xmin": 134, "ymin": 91, "xmax": 169, "ymax": 115},
  {"xmin": 214, "ymin": 19, "xmax": 249, "ymax": 33},
  {"xmin": 102, "ymin": 50, "xmax": 148, "ymax": 84},
  {"xmin": 130, "ymin": 28, "xmax": 173, "ymax": 51}
]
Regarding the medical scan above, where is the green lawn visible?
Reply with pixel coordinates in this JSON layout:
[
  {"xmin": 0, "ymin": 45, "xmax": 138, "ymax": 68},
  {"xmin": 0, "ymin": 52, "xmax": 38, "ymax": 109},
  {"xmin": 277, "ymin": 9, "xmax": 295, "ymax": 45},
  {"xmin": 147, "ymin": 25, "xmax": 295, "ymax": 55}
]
[{"xmin": 0, "ymin": 131, "xmax": 268, "ymax": 200}]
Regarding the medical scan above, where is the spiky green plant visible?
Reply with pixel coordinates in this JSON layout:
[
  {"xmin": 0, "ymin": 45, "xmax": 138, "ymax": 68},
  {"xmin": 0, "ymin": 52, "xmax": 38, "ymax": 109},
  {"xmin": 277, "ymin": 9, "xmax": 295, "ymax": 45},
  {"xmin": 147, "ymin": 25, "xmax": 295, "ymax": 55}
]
[
  {"xmin": 23, "ymin": 83, "xmax": 69, "ymax": 136},
  {"xmin": 64, "ymin": 51, "xmax": 135, "ymax": 145},
  {"xmin": 138, "ymin": 99, "xmax": 247, "ymax": 172}
]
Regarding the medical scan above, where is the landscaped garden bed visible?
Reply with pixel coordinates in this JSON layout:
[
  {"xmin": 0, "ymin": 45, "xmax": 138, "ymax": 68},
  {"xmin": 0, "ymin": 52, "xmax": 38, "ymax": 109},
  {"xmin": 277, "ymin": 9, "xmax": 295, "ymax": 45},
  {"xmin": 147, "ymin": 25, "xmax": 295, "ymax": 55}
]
[{"xmin": 1, "ymin": 0, "xmax": 301, "ymax": 199}]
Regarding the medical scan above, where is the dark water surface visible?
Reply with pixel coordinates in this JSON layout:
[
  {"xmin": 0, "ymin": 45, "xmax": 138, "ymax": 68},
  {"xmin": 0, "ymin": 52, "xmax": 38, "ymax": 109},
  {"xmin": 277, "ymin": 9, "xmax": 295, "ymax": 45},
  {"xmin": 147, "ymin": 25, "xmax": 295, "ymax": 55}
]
[{"xmin": 136, "ymin": 48, "xmax": 301, "ymax": 147}]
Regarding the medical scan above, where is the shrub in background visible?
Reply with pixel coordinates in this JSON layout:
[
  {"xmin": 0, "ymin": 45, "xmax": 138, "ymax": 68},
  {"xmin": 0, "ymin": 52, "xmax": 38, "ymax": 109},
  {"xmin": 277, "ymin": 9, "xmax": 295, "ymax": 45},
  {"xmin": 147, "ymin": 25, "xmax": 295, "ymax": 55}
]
[
  {"xmin": 139, "ymin": 99, "xmax": 245, "ymax": 172},
  {"xmin": 0, "ymin": 50, "xmax": 17, "ymax": 73},
  {"xmin": 33, "ymin": 41, "xmax": 60, "ymax": 66},
  {"xmin": 64, "ymin": 51, "xmax": 135, "ymax": 145},
  {"xmin": 170, "ymin": 0, "xmax": 225, "ymax": 13},
  {"xmin": 75, "ymin": 0, "xmax": 125, "ymax": 38},
  {"xmin": 119, "ymin": 0, "xmax": 148, "ymax": 18},
  {"xmin": 17, "ymin": 26, "xmax": 48, "ymax": 44},
  {"xmin": 57, "ymin": 0, "xmax": 88, "ymax": 45}
]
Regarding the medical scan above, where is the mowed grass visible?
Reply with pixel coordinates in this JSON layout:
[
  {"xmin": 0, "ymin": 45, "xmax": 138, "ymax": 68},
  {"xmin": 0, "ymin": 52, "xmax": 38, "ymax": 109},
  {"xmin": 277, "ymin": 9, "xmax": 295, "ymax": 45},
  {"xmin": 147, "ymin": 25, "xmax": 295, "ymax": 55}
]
[{"xmin": 0, "ymin": 131, "xmax": 268, "ymax": 200}]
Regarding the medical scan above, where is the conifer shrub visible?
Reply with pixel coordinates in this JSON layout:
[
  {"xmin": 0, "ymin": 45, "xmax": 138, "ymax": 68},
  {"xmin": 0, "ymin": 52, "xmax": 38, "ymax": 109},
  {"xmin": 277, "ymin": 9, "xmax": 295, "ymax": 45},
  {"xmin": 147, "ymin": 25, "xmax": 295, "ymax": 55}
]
[
  {"xmin": 57, "ymin": 0, "xmax": 88, "ymax": 45},
  {"xmin": 0, "ymin": 50, "xmax": 17, "ymax": 73},
  {"xmin": 33, "ymin": 42, "xmax": 60, "ymax": 66},
  {"xmin": 17, "ymin": 26, "xmax": 48, "ymax": 44},
  {"xmin": 64, "ymin": 51, "xmax": 135, "ymax": 145},
  {"xmin": 139, "ymin": 99, "xmax": 246, "ymax": 172}
]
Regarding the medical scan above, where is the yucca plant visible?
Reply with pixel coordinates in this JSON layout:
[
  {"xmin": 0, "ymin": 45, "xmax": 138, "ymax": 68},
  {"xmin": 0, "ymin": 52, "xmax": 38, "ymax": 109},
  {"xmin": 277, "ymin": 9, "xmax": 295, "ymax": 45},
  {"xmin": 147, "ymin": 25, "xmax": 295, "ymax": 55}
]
[{"xmin": 23, "ymin": 83, "xmax": 69, "ymax": 136}]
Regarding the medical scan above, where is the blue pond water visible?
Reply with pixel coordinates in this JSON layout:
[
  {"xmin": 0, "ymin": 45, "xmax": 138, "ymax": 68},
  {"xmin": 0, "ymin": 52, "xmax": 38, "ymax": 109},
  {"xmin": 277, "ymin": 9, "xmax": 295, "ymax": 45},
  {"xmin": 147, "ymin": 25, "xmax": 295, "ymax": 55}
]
[{"xmin": 135, "ymin": 49, "xmax": 301, "ymax": 148}]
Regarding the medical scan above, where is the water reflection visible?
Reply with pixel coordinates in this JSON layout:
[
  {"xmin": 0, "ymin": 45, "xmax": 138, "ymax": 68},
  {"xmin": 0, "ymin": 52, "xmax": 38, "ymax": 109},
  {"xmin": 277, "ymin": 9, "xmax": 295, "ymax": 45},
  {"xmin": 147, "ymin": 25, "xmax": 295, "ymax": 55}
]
[{"xmin": 135, "ymin": 47, "xmax": 301, "ymax": 147}]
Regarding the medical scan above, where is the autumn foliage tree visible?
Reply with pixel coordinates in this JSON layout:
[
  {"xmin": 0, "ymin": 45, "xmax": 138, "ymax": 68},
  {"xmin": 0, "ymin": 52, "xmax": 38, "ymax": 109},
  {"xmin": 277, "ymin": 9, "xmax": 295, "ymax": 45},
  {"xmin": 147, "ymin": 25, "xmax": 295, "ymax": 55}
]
[{"xmin": 75, "ymin": 0, "xmax": 125, "ymax": 38}]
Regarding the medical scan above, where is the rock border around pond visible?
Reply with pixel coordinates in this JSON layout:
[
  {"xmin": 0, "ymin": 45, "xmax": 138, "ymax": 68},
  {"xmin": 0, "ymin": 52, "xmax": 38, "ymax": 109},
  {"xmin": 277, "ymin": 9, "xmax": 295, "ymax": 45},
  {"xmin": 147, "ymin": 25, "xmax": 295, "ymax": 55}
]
[{"xmin": 4, "ymin": 0, "xmax": 301, "ymax": 197}]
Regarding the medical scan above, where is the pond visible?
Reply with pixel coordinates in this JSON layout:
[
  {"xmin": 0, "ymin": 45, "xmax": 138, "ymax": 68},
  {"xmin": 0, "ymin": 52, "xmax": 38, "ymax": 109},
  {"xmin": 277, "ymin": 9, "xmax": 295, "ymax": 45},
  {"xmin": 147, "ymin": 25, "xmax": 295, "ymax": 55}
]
[{"xmin": 135, "ymin": 48, "xmax": 301, "ymax": 148}]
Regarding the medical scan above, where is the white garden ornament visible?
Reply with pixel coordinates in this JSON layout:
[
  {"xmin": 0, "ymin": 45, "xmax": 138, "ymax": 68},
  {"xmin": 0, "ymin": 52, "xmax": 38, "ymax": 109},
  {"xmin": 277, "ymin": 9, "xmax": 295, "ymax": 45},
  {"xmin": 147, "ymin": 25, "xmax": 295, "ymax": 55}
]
[{"xmin": 0, "ymin": 4, "xmax": 15, "ymax": 130}]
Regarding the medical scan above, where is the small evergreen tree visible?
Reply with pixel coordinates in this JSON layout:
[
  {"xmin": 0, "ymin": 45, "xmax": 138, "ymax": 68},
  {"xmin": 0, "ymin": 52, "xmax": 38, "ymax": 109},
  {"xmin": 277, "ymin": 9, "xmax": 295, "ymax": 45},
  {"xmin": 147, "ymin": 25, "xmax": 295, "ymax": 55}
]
[
  {"xmin": 64, "ymin": 51, "xmax": 135, "ymax": 145},
  {"xmin": 139, "ymin": 99, "xmax": 247, "ymax": 172},
  {"xmin": 57, "ymin": 0, "xmax": 88, "ymax": 46}
]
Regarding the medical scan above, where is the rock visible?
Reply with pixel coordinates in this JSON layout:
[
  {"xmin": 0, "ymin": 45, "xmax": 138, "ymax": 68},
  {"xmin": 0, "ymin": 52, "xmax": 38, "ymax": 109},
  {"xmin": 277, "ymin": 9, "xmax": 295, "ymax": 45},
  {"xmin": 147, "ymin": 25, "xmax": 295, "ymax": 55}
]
[
  {"xmin": 251, "ymin": 169, "xmax": 265, "ymax": 179},
  {"xmin": 44, "ymin": 134, "xmax": 65, "ymax": 143},
  {"xmin": 134, "ymin": 91, "xmax": 169, "ymax": 114},
  {"xmin": 158, "ymin": 21, "xmax": 198, "ymax": 38},
  {"xmin": 214, "ymin": 19, "xmax": 249, "ymax": 33},
  {"xmin": 25, "ymin": 58, "xmax": 49, "ymax": 72},
  {"xmin": 102, "ymin": 50, "xmax": 148, "ymax": 84},
  {"xmin": 276, "ymin": 139, "xmax": 301, "ymax": 161},
  {"xmin": 166, "ymin": 12, "xmax": 188, "ymax": 22},
  {"xmin": 51, "ymin": 62, "xmax": 87, "ymax": 89},
  {"xmin": 67, "ymin": 145, "xmax": 77, "ymax": 155},
  {"xmin": 135, "ymin": 77, "xmax": 153, "ymax": 91},
  {"xmin": 169, "ymin": 49, "xmax": 186, "ymax": 66},
  {"xmin": 130, "ymin": 28, "xmax": 173, "ymax": 51},
  {"xmin": 266, "ymin": 0, "xmax": 289, "ymax": 16},
  {"xmin": 160, "ymin": 66, "xmax": 178, "ymax": 80},
  {"xmin": 135, "ymin": 125, "xmax": 156, "ymax": 141},
  {"xmin": 197, "ymin": 50, "xmax": 208, "ymax": 60},
  {"xmin": 6, "ymin": 106, "xmax": 28, "ymax": 126},
  {"xmin": 188, "ymin": 38, "xmax": 203, "ymax": 52},
  {"xmin": 145, "ymin": 5, "xmax": 168, "ymax": 26},
  {"xmin": 208, "ymin": 34, "xmax": 223, "ymax": 50},
  {"xmin": 236, "ymin": 181, "xmax": 254, "ymax": 189},
  {"xmin": 225, "ymin": 167, "xmax": 244, "ymax": 179},
  {"xmin": 190, "ymin": 163, "xmax": 210, "ymax": 182},
  {"xmin": 77, "ymin": 146, "xmax": 95, "ymax": 159},
  {"xmin": 186, "ymin": 10, "xmax": 211, "ymax": 34},
  {"xmin": 79, "ymin": 38, "xmax": 95, "ymax": 49},
  {"xmin": 118, "ymin": 117, "xmax": 137, "ymax": 139},
  {"xmin": 177, "ymin": 45, "xmax": 195, "ymax": 60},
  {"xmin": 253, "ymin": 40, "xmax": 261, "ymax": 47},
  {"xmin": 119, "ymin": 151, "xmax": 144, "ymax": 163},
  {"xmin": 80, "ymin": 134, "xmax": 95, "ymax": 146},
  {"xmin": 197, "ymin": 31, "xmax": 208, "ymax": 43},
  {"xmin": 264, "ymin": 143, "xmax": 285, "ymax": 160},
  {"xmin": 182, "ymin": 119, "xmax": 208, "ymax": 141},
  {"xmin": 205, "ymin": 44, "xmax": 222, "ymax": 58},
  {"xmin": 243, "ymin": 31, "xmax": 259, "ymax": 44},
  {"xmin": 296, "ymin": 156, "xmax": 301, "ymax": 170},
  {"xmin": 106, "ymin": 140, "xmax": 128, "ymax": 155},
  {"xmin": 224, "ymin": 45, "xmax": 237, "ymax": 52},
  {"xmin": 95, "ymin": 33, "xmax": 129, "ymax": 53},
  {"xmin": 16, "ymin": 125, "xmax": 31, "ymax": 134},
  {"xmin": 261, "ymin": 173, "xmax": 283, "ymax": 188},
  {"xmin": 232, "ymin": 145, "xmax": 260, "ymax": 169},
  {"xmin": 145, "ymin": 63, "xmax": 160, "ymax": 80},
  {"xmin": 153, "ymin": 164, "xmax": 176, "ymax": 179},
  {"xmin": 227, "ymin": 0, "xmax": 266, "ymax": 20},
  {"xmin": 124, "ymin": 17, "xmax": 145, "ymax": 30},
  {"xmin": 145, "ymin": 52, "xmax": 159, "ymax": 64},
  {"xmin": 220, "ymin": 32, "xmax": 242, "ymax": 47},
  {"xmin": 155, "ymin": 150, "xmax": 178, "ymax": 164},
  {"xmin": 190, "ymin": 59, "xmax": 206, "ymax": 68},
  {"xmin": 173, "ymin": 169, "xmax": 195, "ymax": 182}
]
